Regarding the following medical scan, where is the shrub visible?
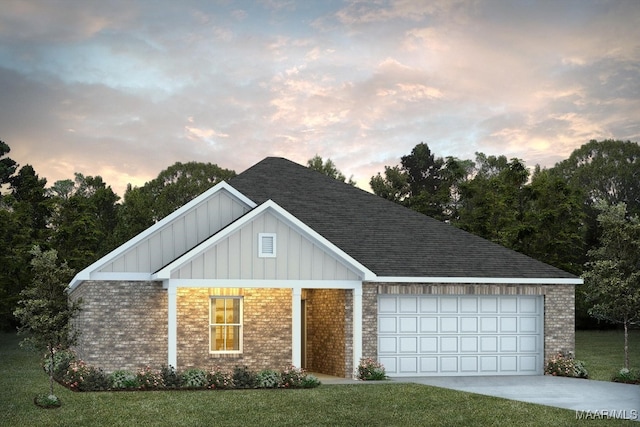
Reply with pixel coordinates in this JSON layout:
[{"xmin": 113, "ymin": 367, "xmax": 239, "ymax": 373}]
[
  {"xmin": 257, "ymin": 369, "xmax": 282, "ymax": 389},
  {"xmin": 281, "ymin": 365, "xmax": 307, "ymax": 388},
  {"xmin": 545, "ymin": 352, "xmax": 588, "ymax": 378},
  {"xmin": 181, "ymin": 368, "xmax": 207, "ymax": 388},
  {"xmin": 357, "ymin": 358, "xmax": 387, "ymax": 380},
  {"xmin": 109, "ymin": 370, "xmax": 140, "ymax": 389},
  {"xmin": 160, "ymin": 365, "xmax": 181, "ymax": 388},
  {"xmin": 611, "ymin": 368, "xmax": 640, "ymax": 384},
  {"xmin": 207, "ymin": 367, "xmax": 234, "ymax": 390},
  {"xmin": 61, "ymin": 359, "xmax": 108, "ymax": 391},
  {"xmin": 301, "ymin": 374, "xmax": 321, "ymax": 388},
  {"xmin": 137, "ymin": 366, "xmax": 165, "ymax": 390},
  {"xmin": 233, "ymin": 365, "xmax": 258, "ymax": 389},
  {"xmin": 44, "ymin": 348, "xmax": 76, "ymax": 382}
]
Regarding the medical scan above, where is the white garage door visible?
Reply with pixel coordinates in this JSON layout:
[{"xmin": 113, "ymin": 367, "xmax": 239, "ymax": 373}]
[{"xmin": 378, "ymin": 295, "xmax": 543, "ymax": 376}]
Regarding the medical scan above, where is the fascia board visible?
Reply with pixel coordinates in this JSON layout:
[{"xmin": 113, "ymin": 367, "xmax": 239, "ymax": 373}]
[
  {"xmin": 371, "ymin": 276, "xmax": 583, "ymax": 285},
  {"xmin": 152, "ymin": 200, "xmax": 376, "ymax": 281},
  {"xmin": 68, "ymin": 181, "xmax": 257, "ymax": 291}
]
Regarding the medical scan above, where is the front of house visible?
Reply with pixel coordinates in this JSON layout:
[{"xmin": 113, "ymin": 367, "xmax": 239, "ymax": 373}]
[{"xmin": 69, "ymin": 158, "xmax": 580, "ymax": 378}]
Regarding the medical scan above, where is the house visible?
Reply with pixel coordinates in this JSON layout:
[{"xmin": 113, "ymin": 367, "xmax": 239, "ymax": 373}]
[{"xmin": 68, "ymin": 157, "xmax": 581, "ymax": 378}]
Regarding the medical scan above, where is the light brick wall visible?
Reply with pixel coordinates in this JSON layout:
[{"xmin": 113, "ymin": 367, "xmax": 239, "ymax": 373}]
[
  {"xmin": 305, "ymin": 289, "xmax": 347, "ymax": 377},
  {"xmin": 177, "ymin": 288, "xmax": 292, "ymax": 372},
  {"xmin": 362, "ymin": 282, "xmax": 575, "ymax": 367},
  {"xmin": 69, "ymin": 281, "xmax": 168, "ymax": 373}
]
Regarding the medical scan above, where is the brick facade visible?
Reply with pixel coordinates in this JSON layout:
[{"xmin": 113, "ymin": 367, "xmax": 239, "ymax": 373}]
[
  {"xmin": 304, "ymin": 289, "xmax": 351, "ymax": 377},
  {"xmin": 70, "ymin": 280, "xmax": 574, "ymax": 376},
  {"xmin": 177, "ymin": 288, "xmax": 292, "ymax": 372},
  {"xmin": 362, "ymin": 282, "xmax": 576, "ymax": 365},
  {"xmin": 69, "ymin": 281, "xmax": 168, "ymax": 372}
]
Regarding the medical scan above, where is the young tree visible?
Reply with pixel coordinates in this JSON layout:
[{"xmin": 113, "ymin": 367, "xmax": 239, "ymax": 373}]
[
  {"xmin": 13, "ymin": 246, "xmax": 81, "ymax": 399},
  {"xmin": 582, "ymin": 201, "xmax": 640, "ymax": 369}
]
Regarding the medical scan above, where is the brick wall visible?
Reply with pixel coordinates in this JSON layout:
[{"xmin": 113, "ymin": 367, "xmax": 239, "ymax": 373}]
[
  {"xmin": 362, "ymin": 282, "xmax": 576, "ymax": 367},
  {"xmin": 177, "ymin": 288, "xmax": 292, "ymax": 372},
  {"xmin": 306, "ymin": 289, "xmax": 347, "ymax": 377},
  {"xmin": 69, "ymin": 281, "xmax": 168, "ymax": 373}
]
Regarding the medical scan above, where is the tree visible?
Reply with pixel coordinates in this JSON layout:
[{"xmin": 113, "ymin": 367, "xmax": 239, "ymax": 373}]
[
  {"xmin": 0, "ymin": 140, "xmax": 17, "ymax": 189},
  {"xmin": 370, "ymin": 165, "xmax": 410, "ymax": 203},
  {"xmin": 307, "ymin": 155, "xmax": 356, "ymax": 185},
  {"xmin": 401, "ymin": 143, "xmax": 449, "ymax": 220},
  {"xmin": 456, "ymin": 154, "xmax": 530, "ymax": 247},
  {"xmin": 523, "ymin": 167, "xmax": 586, "ymax": 275},
  {"xmin": 582, "ymin": 201, "xmax": 640, "ymax": 369},
  {"xmin": 114, "ymin": 162, "xmax": 235, "ymax": 243},
  {"xmin": 13, "ymin": 246, "xmax": 81, "ymax": 399},
  {"xmin": 49, "ymin": 174, "xmax": 120, "ymax": 270}
]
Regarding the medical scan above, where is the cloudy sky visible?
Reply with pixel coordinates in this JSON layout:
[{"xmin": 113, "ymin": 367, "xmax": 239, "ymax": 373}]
[{"xmin": 1, "ymin": 0, "xmax": 639, "ymax": 196}]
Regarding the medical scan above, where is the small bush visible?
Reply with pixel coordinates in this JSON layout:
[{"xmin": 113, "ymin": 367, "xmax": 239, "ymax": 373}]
[
  {"xmin": 257, "ymin": 369, "xmax": 282, "ymax": 389},
  {"xmin": 137, "ymin": 366, "xmax": 164, "ymax": 389},
  {"xmin": 357, "ymin": 358, "xmax": 387, "ymax": 380},
  {"xmin": 181, "ymin": 368, "xmax": 207, "ymax": 388},
  {"xmin": 545, "ymin": 352, "xmax": 588, "ymax": 378},
  {"xmin": 611, "ymin": 368, "xmax": 640, "ymax": 384},
  {"xmin": 233, "ymin": 365, "xmax": 258, "ymax": 389},
  {"xmin": 281, "ymin": 365, "xmax": 307, "ymax": 388},
  {"xmin": 301, "ymin": 374, "xmax": 321, "ymax": 388},
  {"xmin": 109, "ymin": 370, "xmax": 139, "ymax": 389},
  {"xmin": 62, "ymin": 359, "xmax": 109, "ymax": 391},
  {"xmin": 160, "ymin": 365, "xmax": 181, "ymax": 388},
  {"xmin": 207, "ymin": 367, "xmax": 234, "ymax": 389},
  {"xmin": 34, "ymin": 393, "xmax": 61, "ymax": 408}
]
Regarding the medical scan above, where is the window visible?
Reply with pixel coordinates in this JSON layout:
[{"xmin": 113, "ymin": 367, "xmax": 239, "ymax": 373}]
[
  {"xmin": 258, "ymin": 233, "xmax": 277, "ymax": 257},
  {"xmin": 210, "ymin": 297, "xmax": 242, "ymax": 353}
]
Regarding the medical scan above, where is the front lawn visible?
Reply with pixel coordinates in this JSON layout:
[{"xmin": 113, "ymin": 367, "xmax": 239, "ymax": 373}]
[
  {"xmin": 575, "ymin": 329, "xmax": 640, "ymax": 381},
  {"xmin": 1, "ymin": 332, "xmax": 635, "ymax": 426}
]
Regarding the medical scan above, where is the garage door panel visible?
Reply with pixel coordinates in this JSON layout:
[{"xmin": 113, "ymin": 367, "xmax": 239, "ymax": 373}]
[
  {"xmin": 378, "ymin": 295, "xmax": 543, "ymax": 376},
  {"xmin": 441, "ymin": 336, "xmax": 458, "ymax": 352},
  {"xmin": 420, "ymin": 337, "xmax": 438, "ymax": 352},
  {"xmin": 461, "ymin": 356, "xmax": 478, "ymax": 372},
  {"xmin": 420, "ymin": 317, "xmax": 438, "ymax": 332},
  {"xmin": 460, "ymin": 317, "xmax": 478, "ymax": 332},
  {"xmin": 440, "ymin": 317, "xmax": 458, "ymax": 332},
  {"xmin": 379, "ymin": 337, "xmax": 397, "ymax": 353},
  {"xmin": 399, "ymin": 317, "xmax": 418, "ymax": 333},
  {"xmin": 399, "ymin": 337, "xmax": 418, "ymax": 353},
  {"xmin": 379, "ymin": 317, "xmax": 397, "ymax": 333}
]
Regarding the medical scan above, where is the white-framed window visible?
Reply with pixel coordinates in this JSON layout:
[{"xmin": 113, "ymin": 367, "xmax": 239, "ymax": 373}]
[
  {"xmin": 258, "ymin": 233, "xmax": 277, "ymax": 258},
  {"xmin": 209, "ymin": 297, "xmax": 243, "ymax": 353}
]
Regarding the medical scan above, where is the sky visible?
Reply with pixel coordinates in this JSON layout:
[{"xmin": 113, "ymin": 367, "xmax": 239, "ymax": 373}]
[{"xmin": 1, "ymin": 0, "xmax": 639, "ymax": 197}]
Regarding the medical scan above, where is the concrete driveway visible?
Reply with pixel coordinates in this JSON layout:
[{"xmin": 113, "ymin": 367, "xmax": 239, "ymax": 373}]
[{"xmin": 392, "ymin": 375, "xmax": 640, "ymax": 421}]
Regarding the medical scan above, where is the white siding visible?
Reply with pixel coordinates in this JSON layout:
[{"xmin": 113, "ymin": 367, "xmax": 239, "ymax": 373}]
[
  {"xmin": 171, "ymin": 211, "xmax": 362, "ymax": 281},
  {"xmin": 98, "ymin": 191, "xmax": 251, "ymax": 274}
]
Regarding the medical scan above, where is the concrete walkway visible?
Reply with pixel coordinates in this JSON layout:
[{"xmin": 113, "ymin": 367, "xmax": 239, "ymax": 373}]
[
  {"xmin": 315, "ymin": 373, "xmax": 639, "ymax": 421},
  {"xmin": 392, "ymin": 375, "xmax": 640, "ymax": 421}
]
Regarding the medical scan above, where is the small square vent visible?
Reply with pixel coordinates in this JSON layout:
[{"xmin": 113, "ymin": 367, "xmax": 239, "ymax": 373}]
[{"xmin": 258, "ymin": 233, "xmax": 276, "ymax": 257}]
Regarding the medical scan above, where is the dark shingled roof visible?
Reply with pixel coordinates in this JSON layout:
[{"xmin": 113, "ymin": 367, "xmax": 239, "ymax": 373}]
[{"xmin": 229, "ymin": 157, "xmax": 577, "ymax": 279}]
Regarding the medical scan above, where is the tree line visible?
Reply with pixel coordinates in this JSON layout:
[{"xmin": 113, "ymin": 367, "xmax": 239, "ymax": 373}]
[{"xmin": 1, "ymin": 139, "xmax": 639, "ymax": 331}]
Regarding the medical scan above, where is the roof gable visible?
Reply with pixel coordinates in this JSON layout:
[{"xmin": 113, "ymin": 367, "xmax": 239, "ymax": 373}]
[
  {"xmin": 152, "ymin": 200, "xmax": 373, "ymax": 281},
  {"xmin": 228, "ymin": 157, "xmax": 580, "ymax": 281},
  {"xmin": 69, "ymin": 181, "xmax": 255, "ymax": 289}
]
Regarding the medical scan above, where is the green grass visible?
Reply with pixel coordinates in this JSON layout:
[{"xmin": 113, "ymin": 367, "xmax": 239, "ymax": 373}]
[
  {"xmin": 1, "ymin": 333, "xmax": 636, "ymax": 427},
  {"xmin": 575, "ymin": 329, "xmax": 640, "ymax": 381}
]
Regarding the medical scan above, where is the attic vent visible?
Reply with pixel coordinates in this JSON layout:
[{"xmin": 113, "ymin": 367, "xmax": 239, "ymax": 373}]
[{"xmin": 258, "ymin": 233, "xmax": 276, "ymax": 258}]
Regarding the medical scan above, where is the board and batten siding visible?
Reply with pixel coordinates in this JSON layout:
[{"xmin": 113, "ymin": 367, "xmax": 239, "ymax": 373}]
[
  {"xmin": 171, "ymin": 211, "xmax": 362, "ymax": 281},
  {"xmin": 99, "ymin": 191, "xmax": 251, "ymax": 274}
]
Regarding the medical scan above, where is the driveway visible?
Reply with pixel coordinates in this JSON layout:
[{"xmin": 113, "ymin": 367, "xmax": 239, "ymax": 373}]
[{"xmin": 392, "ymin": 375, "xmax": 640, "ymax": 421}]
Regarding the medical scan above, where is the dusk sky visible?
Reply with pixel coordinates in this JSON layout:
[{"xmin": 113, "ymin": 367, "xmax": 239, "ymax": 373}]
[{"xmin": 2, "ymin": 0, "xmax": 639, "ymax": 196}]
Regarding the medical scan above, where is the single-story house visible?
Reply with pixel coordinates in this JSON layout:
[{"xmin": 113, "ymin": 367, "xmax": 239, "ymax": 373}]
[{"xmin": 69, "ymin": 157, "xmax": 581, "ymax": 378}]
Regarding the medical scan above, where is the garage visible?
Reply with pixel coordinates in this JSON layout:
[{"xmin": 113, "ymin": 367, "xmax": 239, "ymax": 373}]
[{"xmin": 378, "ymin": 295, "xmax": 543, "ymax": 376}]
